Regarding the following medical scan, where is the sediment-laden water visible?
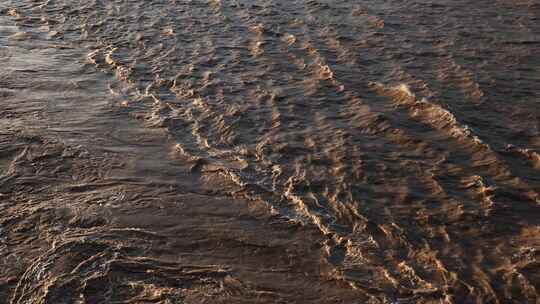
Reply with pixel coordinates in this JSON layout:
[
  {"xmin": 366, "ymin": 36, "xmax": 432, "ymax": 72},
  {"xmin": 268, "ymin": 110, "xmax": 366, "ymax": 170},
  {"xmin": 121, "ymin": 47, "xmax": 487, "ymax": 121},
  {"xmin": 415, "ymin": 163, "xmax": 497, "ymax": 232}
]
[{"xmin": 1, "ymin": 1, "xmax": 539, "ymax": 303}]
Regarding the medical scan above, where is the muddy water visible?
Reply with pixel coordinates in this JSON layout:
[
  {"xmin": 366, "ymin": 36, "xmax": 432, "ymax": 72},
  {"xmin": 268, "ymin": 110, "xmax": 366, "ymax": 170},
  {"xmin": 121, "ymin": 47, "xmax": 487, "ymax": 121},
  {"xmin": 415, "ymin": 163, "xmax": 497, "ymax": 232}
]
[{"xmin": 1, "ymin": 1, "xmax": 539, "ymax": 303}]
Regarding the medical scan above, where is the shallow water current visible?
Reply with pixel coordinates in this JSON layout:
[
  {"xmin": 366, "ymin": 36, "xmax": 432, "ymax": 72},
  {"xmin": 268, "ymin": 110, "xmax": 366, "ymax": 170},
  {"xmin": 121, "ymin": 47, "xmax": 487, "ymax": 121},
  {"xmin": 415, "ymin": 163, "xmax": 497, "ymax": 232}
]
[{"xmin": 0, "ymin": 1, "xmax": 539, "ymax": 303}]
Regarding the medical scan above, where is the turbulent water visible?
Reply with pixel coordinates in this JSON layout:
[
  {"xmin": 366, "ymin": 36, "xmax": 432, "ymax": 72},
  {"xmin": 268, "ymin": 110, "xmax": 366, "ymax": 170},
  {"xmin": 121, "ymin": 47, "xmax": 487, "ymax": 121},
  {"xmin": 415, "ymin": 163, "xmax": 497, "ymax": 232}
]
[{"xmin": 1, "ymin": 0, "xmax": 539, "ymax": 303}]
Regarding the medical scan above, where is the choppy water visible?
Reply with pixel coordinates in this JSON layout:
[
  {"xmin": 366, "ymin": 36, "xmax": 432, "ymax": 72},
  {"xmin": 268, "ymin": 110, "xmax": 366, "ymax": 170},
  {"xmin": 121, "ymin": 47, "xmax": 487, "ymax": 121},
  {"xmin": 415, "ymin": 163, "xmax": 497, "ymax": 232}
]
[{"xmin": 1, "ymin": 1, "xmax": 539, "ymax": 303}]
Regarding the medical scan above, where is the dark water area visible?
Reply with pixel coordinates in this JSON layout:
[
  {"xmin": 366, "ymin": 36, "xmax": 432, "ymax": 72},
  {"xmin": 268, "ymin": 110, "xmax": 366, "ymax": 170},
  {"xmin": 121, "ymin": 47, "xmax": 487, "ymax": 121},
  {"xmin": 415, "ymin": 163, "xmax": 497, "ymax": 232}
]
[{"xmin": 0, "ymin": 1, "xmax": 539, "ymax": 303}]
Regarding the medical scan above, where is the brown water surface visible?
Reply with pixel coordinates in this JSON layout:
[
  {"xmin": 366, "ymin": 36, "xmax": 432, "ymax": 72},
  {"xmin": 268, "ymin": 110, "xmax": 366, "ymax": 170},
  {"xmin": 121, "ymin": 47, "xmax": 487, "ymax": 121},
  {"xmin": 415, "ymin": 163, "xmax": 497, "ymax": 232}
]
[{"xmin": 0, "ymin": 1, "xmax": 539, "ymax": 303}]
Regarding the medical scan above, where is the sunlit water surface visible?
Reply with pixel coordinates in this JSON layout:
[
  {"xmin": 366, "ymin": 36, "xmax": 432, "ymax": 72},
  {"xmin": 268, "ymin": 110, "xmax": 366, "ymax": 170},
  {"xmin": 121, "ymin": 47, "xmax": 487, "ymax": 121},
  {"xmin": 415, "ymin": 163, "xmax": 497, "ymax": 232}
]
[{"xmin": 0, "ymin": 1, "xmax": 539, "ymax": 303}]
